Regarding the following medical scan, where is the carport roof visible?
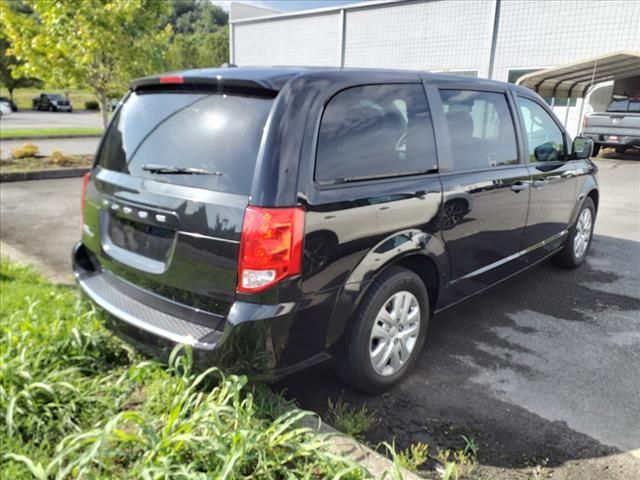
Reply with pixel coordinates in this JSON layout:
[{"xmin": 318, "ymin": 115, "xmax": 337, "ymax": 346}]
[{"xmin": 516, "ymin": 51, "xmax": 640, "ymax": 99}]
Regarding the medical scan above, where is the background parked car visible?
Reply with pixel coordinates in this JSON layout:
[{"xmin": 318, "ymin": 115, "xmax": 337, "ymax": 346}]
[
  {"xmin": 583, "ymin": 97, "xmax": 640, "ymax": 155},
  {"xmin": 0, "ymin": 100, "xmax": 13, "ymax": 117},
  {"xmin": 0, "ymin": 96, "xmax": 18, "ymax": 112},
  {"xmin": 32, "ymin": 93, "xmax": 73, "ymax": 112}
]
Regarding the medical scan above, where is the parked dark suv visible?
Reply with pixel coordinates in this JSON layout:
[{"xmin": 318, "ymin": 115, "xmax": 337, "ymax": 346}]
[
  {"xmin": 32, "ymin": 93, "xmax": 73, "ymax": 112},
  {"xmin": 73, "ymin": 67, "xmax": 598, "ymax": 393}
]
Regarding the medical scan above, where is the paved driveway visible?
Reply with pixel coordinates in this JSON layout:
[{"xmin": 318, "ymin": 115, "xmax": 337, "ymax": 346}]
[
  {"xmin": 278, "ymin": 153, "xmax": 640, "ymax": 477},
  {"xmin": 1, "ymin": 154, "xmax": 639, "ymax": 478},
  {"xmin": 0, "ymin": 111, "xmax": 103, "ymax": 130}
]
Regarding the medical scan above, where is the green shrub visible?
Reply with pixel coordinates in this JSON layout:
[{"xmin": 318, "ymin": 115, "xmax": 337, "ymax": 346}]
[
  {"xmin": 84, "ymin": 100, "xmax": 99, "ymax": 110},
  {"xmin": 10, "ymin": 143, "xmax": 39, "ymax": 159},
  {"xmin": 49, "ymin": 149, "xmax": 75, "ymax": 166}
]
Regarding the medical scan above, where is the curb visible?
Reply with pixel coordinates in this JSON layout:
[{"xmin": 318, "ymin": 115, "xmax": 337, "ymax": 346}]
[
  {"xmin": 0, "ymin": 167, "xmax": 89, "ymax": 182},
  {"xmin": 274, "ymin": 396, "xmax": 422, "ymax": 479},
  {"xmin": 1, "ymin": 134, "xmax": 102, "ymax": 141},
  {"xmin": 305, "ymin": 416, "xmax": 423, "ymax": 479}
]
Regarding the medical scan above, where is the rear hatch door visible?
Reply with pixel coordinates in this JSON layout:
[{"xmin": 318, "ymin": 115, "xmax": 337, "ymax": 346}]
[{"xmin": 82, "ymin": 84, "xmax": 276, "ymax": 321}]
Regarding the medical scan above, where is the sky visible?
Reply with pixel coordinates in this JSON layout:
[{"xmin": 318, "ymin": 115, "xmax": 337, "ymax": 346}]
[{"xmin": 211, "ymin": 0, "xmax": 364, "ymax": 13}]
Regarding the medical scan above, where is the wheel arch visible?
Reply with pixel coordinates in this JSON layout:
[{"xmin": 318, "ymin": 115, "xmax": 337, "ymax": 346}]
[
  {"xmin": 569, "ymin": 170, "xmax": 599, "ymax": 226},
  {"xmin": 325, "ymin": 230, "xmax": 447, "ymax": 353},
  {"xmin": 393, "ymin": 254, "xmax": 440, "ymax": 313},
  {"xmin": 587, "ymin": 188, "xmax": 599, "ymax": 213}
]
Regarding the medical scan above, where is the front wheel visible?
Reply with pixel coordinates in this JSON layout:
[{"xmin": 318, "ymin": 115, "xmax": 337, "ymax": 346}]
[
  {"xmin": 552, "ymin": 197, "xmax": 595, "ymax": 269},
  {"xmin": 337, "ymin": 266, "xmax": 429, "ymax": 393}
]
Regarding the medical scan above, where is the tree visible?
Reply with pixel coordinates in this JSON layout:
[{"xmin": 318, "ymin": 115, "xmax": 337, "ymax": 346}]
[
  {"xmin": 168, "ymin": 0, "xmax": 228, "ymax": 35},
  {"xmin": 200, "ymin": 29, "xmax": 230, "ymax": 68},
  {"xmin": 164, "ymin": 0, "xmax": 229, "ymax": 71},
  {"xmin": 1, "ymin": 0, "xmax": 172, "ymax": 127},
  {"xmin": 167, "ymin": 28, "xmax": 230, "ymax": 71},
  {"xmin": 0, "ymin": 34, "xmax": 41, "ymax": 102},
  {"xmin": 165, "ymin": 1, "xmax": 230, "ymax": 71}
]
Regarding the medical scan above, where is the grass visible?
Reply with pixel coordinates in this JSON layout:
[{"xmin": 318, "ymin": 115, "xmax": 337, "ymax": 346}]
[
  {"xmin": 326, "ymin": 399, "xmax": 378, "ymax": 440},
  {"xmin": 0, "ymin": 155, "xmax": 93, "ymax": 173},
  {"xmin": 0, "ymin": 87, "xmax": 96, "ymax": 111},
  {"xmin": 0, "ymin": 260, "xmax": 370, "ymax": 479},
  {"xmin": 0, "ymin": 128, "xmax": 104, "ymax": 139},
  {"xmin": 395, "ymin": 442, "xmax": 429, "ymax": 473}
]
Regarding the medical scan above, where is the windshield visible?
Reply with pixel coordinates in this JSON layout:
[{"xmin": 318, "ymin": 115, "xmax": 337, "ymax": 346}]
[
  {"xmin": 49, "ymin": 94, "xmax": 66, "ymax": 101},
  {"xmin": 96, "ymin": 91, "xmax": 274, "ymax": 195}
]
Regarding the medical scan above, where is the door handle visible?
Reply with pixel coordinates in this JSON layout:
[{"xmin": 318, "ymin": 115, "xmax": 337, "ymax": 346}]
[
  {"xmin": 511, "ymin": 182, "xmax": 530, "ymax": 193},
  {"xmin": 561, "ymin": 171, "xmax": 575, "ymax": 178},
  {"xmin": 532, "ymin": 179, "xmax": 547, "ymax": 189}
]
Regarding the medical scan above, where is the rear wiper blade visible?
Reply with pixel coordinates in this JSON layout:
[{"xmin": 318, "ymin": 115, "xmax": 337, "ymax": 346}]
[{"xmin": 141, "ymin": 164, "xmax": 222, "ymax": 175}]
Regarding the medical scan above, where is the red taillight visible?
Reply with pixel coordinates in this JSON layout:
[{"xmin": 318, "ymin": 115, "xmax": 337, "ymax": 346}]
[
  {"xmin": 159, "ymin": 75, "xmax": 184, "ymax": 84},
  {"xmin": 237, "ymin": 206, "xmax": 305, "ymax": 293},
  {"xmin": 582, "ymin": 115, "xmax": 589, "ymax": 131},
  {"xmin": 80, "ymin": 172, "xmax": 91, "ymax": 226}
]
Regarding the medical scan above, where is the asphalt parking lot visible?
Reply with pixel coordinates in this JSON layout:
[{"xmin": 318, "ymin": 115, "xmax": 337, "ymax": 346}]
[
  {"xmin": 0, "ymin": 110, "xmax": 103, "ymax": 130},
  {"xmin": 1, "ymin": 152, "xmax": 639, "ymax": 478}
]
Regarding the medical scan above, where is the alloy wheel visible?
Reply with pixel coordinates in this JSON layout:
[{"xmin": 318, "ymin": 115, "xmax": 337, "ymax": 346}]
[
  {"xmin": 369, "ymin": 290, "xmax": 421, "ymax": 376},
  {"xmin": 573, "ymin": 208, "xmax": 592, "ymax": 259}
]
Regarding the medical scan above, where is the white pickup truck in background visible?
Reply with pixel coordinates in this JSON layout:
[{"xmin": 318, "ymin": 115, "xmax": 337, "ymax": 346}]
[{"xmin": 582, "ymin": 98, "xmax": 640, "ymax": 156}]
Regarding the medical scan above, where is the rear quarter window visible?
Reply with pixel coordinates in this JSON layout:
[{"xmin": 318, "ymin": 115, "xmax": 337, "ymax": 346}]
[
  {"xmin": 315, "ymin": 84, "xmax": 437, "ymax": 184},
  {"xmin": 97, "ymin": 91, "xmax": 274, "ymax": 195}
]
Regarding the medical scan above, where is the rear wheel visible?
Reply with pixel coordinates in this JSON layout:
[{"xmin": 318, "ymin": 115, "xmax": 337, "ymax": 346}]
[
  {"xmin": 338, "ymin": 266, "xmax": 429, "ymax": 393},
  {"xmin": 552, "ymin": 197, "xmax": 595, "ymax": 269},
  {"xmin": 592, "ymin": 143, "xmax": 600, "ymax": 156},
  {"xmin": 615, "ymin": 146, "xmax": 627, "ymax": 154}
]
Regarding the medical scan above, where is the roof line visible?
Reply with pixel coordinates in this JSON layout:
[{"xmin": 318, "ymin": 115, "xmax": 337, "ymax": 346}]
[
  {"xmin": 230, "ymin": 0, "xmax": 406, "ymax": 24},
  {"xmin": 517, "ymin": 50, "xmax": 640, "ymax": 86}
]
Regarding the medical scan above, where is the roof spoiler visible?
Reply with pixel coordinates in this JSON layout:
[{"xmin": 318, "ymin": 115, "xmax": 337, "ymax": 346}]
[{"xmin": 130, "ymin": 74, "xmax": 279, "ymax": 97}]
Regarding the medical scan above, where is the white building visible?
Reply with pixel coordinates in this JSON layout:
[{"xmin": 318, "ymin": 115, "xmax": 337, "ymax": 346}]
[{"xmin": 229, "ymin": 0, "xmax": 640, "ymax": 136}]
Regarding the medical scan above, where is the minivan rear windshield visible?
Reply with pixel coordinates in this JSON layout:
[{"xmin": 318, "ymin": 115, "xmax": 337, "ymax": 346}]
[{"xmin": 96, "ymin": 91, "xmax": 274, "ymax": 195}]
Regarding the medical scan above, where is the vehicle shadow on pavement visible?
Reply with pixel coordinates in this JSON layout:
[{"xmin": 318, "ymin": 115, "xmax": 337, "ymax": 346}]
[
  {"xmin": 597, "ymin": 149, "xmax": 640, "ymax": 161},
  {"xmin": 274, "ymin": 234, "xmax": 640, "ymax": 470}
]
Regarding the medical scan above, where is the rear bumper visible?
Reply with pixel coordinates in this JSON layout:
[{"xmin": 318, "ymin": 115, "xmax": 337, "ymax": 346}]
[
  {"xmin": 72, "ymin": 242, "xmax": 331, "ymax": 381},
  {"xmin": 583, "ymin": 133, "xmax": 640, "ymax": 148}
]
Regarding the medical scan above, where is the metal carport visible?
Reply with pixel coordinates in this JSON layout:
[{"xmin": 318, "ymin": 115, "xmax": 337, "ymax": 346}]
[{"xmin": 515, "ymin": 51, "xmax": 640, "ymax": 131}]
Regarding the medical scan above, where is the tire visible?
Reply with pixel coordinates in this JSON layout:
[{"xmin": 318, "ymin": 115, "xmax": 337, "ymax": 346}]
[
  {"xmin": 337, "ymin": 266, "xmax": 429, "ymax": 394},
  {"xmin": 592, "ymin": 143, "xmax": 600, "ymax": 157},
  {"xmin": 551, "ymin": 197, "xmax": 595, "ymax": 269},
  {"xmin": 615, "ymin": 146, "xmax": 627, "ymax": 154},
  {"xmin": 49, "ymin": 105, "xmax": 54, "ymax": 112}
]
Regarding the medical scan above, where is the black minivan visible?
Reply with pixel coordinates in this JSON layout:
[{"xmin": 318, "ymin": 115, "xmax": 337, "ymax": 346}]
[{"xmin": 73, "ymin": 67, "xmax": 598, "ymax": 393}]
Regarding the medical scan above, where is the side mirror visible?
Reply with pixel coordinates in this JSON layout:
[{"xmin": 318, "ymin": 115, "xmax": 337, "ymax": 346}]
[
  {"xmin": 533, "ymin": 142, "xmax": 559, "ymax": 162},
  {"xmin": 572, "ymin": 136, "xmax": 593, "ymax": 159}
]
